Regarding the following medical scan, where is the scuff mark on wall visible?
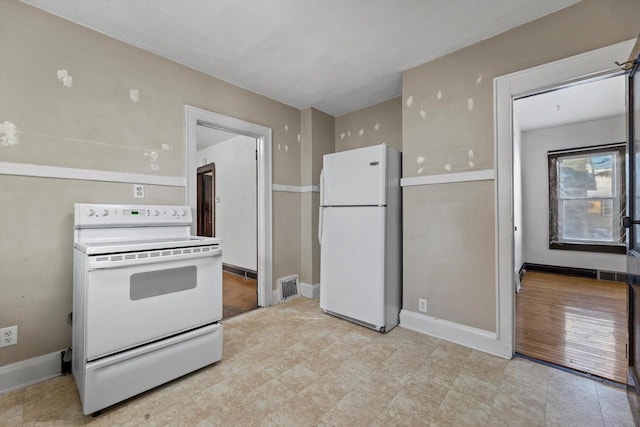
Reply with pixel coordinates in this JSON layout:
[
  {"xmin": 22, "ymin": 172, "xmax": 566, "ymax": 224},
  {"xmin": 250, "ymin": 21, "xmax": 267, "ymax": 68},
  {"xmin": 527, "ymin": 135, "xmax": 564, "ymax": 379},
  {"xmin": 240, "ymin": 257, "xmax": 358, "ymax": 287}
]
[
  {"xmin": 468, "ymin": 149, "xmax": 474, "ymax": 159},
  {"xmin": 142, "ymin": 147, "xmax": 168, "ymax": 171},
  {"xmin": 476, "ymin": 75, "xmax": 483, "ymax": 84},
  {"xmin": 143, "ymin": 151, "xmax": 159, "ymax": 171},
  {"xmin": 468, "ymin": 161, "xmax": 475, "ymax": 168},
  {"xmin": 467, "ymin": 98, "xmax": 474, "ymax": 111},
  {"xmin": 129, "ymin": 89, "xmax": 140, "ymax": 103},
  {"xmin": 374, "ymin": 123, "xmax": 380, "ymax": 131},
  {"xmin": 358, "ymin": 129, "xmax": 364, "ymax": 137},
  {"xmin": 284, "ymin": 124, "xmax": 289, "ymax": 133},
  {"xmin": 417, "ymin": 167, "xmax": 424, "ymax": 174},
  {"xmin": 347, "ymin": 131, "xmax": 351, "ymax": 137},
  {"xmin": 416, "ymin": 156, "xmax": 425, "ymax": 164},
  {"xmin": 284, "ymin": 144, "xmax": 288, "ymax": 152},
  {"xmin": 56, "ymin": 69, "xmax": 73, "ymax": 87},
  {"xmin": 297, "ymin": 133, "xmax": 301, "ymax": 143},
  {"xmin": 277, "ymin": 144, "xmax": 281, "ymax": 151},
  {"xmin": 419, "ymin": 109, "xmax": 427, "ymax": 119},
  {"xmin": 0, "ymin": 121, "xmax": 20, "ymax": 146},
  {"xmin": 340, "ymin": 132, "xmax": 345, "ymax": 140},
  {"xmin": 444, "ymin": 163, "xmax": 452, "ymax": 172},
  {"xmin": 406, "ymin": 96, "xmax": 414, "ymax": 107},
  {"xmin": 437, "ymin": 90, "xmax": 442, "ymax": 100}
]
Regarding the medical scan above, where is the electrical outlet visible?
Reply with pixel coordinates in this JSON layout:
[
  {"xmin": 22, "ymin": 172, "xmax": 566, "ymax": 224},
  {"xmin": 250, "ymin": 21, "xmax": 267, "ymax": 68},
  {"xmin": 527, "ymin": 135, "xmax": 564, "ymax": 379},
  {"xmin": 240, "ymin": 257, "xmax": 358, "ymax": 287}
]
[
  {"xmin": 133, "ymin": 184, "xmax": 145, "ymax": 199},
  {"xmin": 418, "ymin": 298, "xmax": 428, "ymax": 313},
  {"xmin": 0, "ymin": 325, "xmax": 17, "ymax": 347}
]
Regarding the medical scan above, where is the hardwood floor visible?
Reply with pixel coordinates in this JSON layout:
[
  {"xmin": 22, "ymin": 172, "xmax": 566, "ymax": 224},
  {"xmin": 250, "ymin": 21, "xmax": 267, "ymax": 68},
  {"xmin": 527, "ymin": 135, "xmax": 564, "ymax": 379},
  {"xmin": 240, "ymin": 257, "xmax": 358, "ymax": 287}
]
[
  {"xmin": 515, "ymin": 271, "xmax": 628, "ymax": 384},
  {"xmin": 223, "ymin": 271, "xmax": 258, "ymax": 319}
]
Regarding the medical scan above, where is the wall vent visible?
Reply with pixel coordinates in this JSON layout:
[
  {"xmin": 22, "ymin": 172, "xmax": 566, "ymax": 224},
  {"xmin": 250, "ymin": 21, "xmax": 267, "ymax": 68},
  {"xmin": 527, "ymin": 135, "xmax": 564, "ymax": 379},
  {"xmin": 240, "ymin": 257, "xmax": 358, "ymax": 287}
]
[{"xmin": 277, "ymin": 275, "xmax": 299, "ymax": 301}]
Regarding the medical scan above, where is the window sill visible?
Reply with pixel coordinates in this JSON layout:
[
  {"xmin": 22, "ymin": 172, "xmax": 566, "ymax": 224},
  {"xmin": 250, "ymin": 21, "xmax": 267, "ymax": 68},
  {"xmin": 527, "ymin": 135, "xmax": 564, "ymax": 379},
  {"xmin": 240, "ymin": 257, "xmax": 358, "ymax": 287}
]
[{"xmin": 549, "ymin": 242, "xmax": 626, "ymax": 255}]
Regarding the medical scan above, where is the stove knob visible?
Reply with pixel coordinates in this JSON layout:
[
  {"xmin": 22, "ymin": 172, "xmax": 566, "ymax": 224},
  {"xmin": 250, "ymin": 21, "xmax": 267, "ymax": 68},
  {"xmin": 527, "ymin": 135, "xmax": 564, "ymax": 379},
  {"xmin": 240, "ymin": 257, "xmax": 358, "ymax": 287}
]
[
  {"xmin": 153, "ymin": 210, "xmax": 160, "ymax": 217},
  {"xmin": 180, "ymin": 210, "xmax": 187, "ymax": 217},
  {"xmin": 100, "ymin": 209, "xmax": 109, "ymax": 216},
  {"xmin": 171, "ymin": 210, "xmax": 178, "ymax": 217},
  {"xmin": 86, "ymin": 208, "xmax": 95, "ymax": 217}
]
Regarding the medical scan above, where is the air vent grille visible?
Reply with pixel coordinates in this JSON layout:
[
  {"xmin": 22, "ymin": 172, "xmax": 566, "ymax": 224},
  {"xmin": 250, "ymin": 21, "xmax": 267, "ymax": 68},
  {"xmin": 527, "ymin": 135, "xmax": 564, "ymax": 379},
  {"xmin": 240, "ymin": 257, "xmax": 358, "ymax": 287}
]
[{"xmin": 277, "ymin": 275, "xmax": 299, "ymax": 301}]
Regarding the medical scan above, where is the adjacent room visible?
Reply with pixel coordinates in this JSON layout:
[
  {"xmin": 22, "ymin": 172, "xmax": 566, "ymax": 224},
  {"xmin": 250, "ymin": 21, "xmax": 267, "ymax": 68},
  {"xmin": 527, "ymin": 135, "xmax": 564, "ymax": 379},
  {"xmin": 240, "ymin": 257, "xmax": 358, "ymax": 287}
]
[
  {"xmin": 513, "ymin": 74, "xmax": 629, "ymax": 383},
  {"xmin": 196, "ymin": 125, "xmax": 259, "ymax": 319},
  {"xmin": 1, "ymin": 0, "xmax": 639, "ymax": 425}
]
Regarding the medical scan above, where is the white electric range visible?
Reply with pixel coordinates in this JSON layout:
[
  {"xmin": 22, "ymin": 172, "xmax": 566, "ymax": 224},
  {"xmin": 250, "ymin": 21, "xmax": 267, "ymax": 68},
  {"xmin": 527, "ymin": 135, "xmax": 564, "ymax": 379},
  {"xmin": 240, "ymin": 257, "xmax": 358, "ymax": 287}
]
[{"xmin": 72, "ymin": 203, "xmax": 223, "ymax": 415}]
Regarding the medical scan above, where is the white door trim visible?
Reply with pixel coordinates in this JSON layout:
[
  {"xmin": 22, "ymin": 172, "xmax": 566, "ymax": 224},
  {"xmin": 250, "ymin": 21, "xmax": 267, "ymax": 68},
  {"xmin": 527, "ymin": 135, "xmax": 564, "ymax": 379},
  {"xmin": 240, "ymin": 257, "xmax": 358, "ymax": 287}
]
[
  {"xmin": 185, "ymin": 105, "xmax": 273, "ymax": 307},
  {"xmin": 494, "ymin": 39, "xmax": 634, "ymax": 358}
]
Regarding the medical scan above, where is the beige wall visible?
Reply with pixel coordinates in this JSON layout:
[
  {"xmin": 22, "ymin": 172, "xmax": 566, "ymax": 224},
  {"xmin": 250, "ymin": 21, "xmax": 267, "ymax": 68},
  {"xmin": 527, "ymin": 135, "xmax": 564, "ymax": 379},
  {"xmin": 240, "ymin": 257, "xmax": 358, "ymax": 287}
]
[
  {"xmin": 403, "ymin": 182, "xmax": 496, "ymax": 331},
  {"xmin": 335, "ymin": 97, "xmax": 402, "ymax": 152},
  {"xmin": 401, "ymin": 0, "xmax": 640, "ymax": 330},
  {"xmin": 0, "ymin": 0, "xmax": 301, "ymax": 366},
  {"xmin": 300, "ymin": 109, "xmax": 334, "ymax": 285}
]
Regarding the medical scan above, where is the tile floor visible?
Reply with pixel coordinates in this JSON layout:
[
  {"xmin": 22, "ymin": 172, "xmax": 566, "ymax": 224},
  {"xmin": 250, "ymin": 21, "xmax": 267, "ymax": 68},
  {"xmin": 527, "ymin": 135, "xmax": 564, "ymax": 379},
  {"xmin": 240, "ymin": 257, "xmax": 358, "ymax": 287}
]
[{"xmin": 0, "ymin": 297, "xmax": 635, "ymax": 426}]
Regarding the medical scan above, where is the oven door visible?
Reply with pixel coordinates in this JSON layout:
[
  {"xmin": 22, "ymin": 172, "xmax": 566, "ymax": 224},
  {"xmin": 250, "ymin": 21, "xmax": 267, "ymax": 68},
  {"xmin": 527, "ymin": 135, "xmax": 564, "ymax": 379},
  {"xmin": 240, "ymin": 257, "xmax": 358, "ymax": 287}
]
[{"xmin": 84, "ymin": 250, "xmax": 222, "ymax": 361}]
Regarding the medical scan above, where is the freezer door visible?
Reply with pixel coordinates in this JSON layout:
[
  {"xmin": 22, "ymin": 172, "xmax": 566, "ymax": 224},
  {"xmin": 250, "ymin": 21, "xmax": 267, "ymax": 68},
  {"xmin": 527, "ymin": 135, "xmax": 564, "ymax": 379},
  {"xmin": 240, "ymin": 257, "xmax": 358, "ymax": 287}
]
[
  {"xmin": 322, "ymin": 145, "xmax": 387, "ymax": 206},
  {"xmin": 320, "ymin": 206, "xmax": 386, "ymax": 328}
]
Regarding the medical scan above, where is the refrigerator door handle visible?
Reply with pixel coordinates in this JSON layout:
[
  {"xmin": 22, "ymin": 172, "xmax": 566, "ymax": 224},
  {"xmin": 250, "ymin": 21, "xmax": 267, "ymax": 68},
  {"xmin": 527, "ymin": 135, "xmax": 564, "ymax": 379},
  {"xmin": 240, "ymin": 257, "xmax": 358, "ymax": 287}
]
[
  {"xmin": 318, "ymin": 169, "xmax": 324, "ymax": 245},
  {"xmin": 319, "ymin": 169, "xmax": 325, "ymax": 206},
  {"xmin": 318, "ymin": 206, "xmax": 324, "ymax": 245}
]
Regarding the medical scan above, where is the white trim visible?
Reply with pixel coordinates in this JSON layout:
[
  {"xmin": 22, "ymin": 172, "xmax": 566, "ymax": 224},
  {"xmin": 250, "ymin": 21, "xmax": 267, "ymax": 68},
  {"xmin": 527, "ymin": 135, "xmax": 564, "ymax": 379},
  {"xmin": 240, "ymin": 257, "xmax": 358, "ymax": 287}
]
[
  {"xmin": 0, "ymin": 162, "xmax": 184, "ymax": 187},
  {"xmin": 0, "ymin": 351, "xmax": 61, "ymax": 395},
  {"xmin": 272, "ymin": 184, "xmax": 319, "ymax": 193},
  {"xmin": 400, "ymin": 169, "xmax": 495, "ymax": 187},
  {"xmin": 399, "ymin": 310, "xmax": 509, "ymax": 358},
  {"xmin": 300, "ymin": 282, "xmax": 320, "ymax": 299},
  {"xmin": 494, "ymin": 39, "xmax": 636, "ymax": 359},
  {"xmin": 185, "ymin": 105, "xmax": 273, "ymax": 308}
]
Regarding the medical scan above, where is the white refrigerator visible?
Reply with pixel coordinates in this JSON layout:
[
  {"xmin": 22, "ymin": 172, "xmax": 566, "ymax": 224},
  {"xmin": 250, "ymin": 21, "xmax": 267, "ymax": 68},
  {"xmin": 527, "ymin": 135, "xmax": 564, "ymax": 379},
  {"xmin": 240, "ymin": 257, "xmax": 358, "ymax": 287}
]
[{"xmin": 318, "ymin": 144, "xmax": 402, "ymax": 332}]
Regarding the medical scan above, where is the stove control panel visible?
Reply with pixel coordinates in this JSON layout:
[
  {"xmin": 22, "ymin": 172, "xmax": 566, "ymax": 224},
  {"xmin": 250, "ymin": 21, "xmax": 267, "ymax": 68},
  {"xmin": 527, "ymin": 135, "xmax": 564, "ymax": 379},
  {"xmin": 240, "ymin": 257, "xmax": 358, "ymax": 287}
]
[{"xmin": 75, "ymin": 203, "xmax": 192, "ymax": 228}]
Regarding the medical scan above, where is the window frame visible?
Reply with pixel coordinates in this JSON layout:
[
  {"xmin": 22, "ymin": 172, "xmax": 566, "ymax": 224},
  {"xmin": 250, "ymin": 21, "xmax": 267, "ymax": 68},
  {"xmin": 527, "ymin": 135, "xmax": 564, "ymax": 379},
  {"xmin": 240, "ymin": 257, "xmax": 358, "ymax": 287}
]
[{"xmin": 548, "ymin": 142, "xmax": 626, "ymax": 255}]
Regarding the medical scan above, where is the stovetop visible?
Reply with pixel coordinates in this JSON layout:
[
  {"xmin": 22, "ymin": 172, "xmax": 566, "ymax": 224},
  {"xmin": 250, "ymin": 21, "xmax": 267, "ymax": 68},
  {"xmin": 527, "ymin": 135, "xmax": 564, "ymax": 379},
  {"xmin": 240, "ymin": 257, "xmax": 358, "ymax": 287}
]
[{"xmin": 75, "ymin": 236, "xmax": 221, "ymax": 255}]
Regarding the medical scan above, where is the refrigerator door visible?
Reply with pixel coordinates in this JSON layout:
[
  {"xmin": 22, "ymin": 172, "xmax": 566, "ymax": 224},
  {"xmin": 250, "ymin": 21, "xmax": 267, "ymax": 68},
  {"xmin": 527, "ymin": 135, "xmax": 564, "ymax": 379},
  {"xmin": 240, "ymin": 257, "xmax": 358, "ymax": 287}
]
[
  {"xmin": 320, "ymin": 206, "xmax": 386, "ymax": 328},
  {"xmin": 322, "ymin": 145, "xmax": 387, "ymax": 207}
]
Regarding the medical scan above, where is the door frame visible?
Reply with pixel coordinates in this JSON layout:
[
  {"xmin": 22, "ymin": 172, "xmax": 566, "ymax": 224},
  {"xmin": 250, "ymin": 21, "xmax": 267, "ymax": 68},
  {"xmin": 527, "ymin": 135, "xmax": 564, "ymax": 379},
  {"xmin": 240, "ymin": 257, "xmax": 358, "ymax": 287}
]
[
  {"xmin": 185, "ymin": 105, "xmax": 273, "ymax": 307},
  {"xmin": 494, "ymin": 39, "xmax": 635, "ymax": 358}
]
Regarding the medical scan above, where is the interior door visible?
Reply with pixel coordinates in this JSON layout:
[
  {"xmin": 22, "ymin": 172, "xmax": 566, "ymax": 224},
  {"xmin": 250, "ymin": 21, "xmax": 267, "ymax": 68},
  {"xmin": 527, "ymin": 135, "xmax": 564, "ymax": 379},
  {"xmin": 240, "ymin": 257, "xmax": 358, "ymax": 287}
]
[
  {"xmin": 624, "ymin": 40, "xmax": 640, "ymax": 422},
  {"xmin": 197, "ymin": 163, "xmax": 215, "ymax": 237}
]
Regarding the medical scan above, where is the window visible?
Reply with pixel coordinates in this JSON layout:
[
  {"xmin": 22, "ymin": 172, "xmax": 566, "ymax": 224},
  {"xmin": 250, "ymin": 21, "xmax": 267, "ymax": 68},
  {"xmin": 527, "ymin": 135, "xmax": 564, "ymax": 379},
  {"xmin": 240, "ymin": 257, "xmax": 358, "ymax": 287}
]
[{"xmin": 548, "ymin": 143, "xmax": 626, "ymax": 254}]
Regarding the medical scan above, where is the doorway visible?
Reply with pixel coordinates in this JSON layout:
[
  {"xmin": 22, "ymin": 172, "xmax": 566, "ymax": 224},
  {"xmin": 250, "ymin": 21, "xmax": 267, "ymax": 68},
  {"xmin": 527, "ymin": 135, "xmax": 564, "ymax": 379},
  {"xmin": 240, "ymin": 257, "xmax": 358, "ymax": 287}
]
[
  {"xmin": 511, "ymin": 74, "xmax": 628, "ymax": 383},
  {"xmin": 195, "ymin": 126, "xmax": 259, "ymax": 319},
  {"xmin": 493, "ymin": 39, "xmax": 635, "ymax": 361},
  {"xmin": 185, "ymin": 105, "xmax": 273, "ymax": 308}
]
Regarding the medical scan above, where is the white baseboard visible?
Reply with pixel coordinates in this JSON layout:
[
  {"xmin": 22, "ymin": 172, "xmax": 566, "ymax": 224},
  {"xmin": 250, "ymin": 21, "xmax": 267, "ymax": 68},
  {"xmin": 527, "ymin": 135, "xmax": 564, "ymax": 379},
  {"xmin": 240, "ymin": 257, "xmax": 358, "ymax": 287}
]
[
  {"xmin": 272, "ymin": 289, "xmax": 281, "ymax": 304},
  {"xmin": 0, "ymin": 351, "xmax": 62, "ymax": 395},
  {"xmin": 399, "ymin": 310, "xmax": 510, "ymax": 359},
  {"xmin": 300, "ymin": 282, "xmax": 320, "ymax": 299}
]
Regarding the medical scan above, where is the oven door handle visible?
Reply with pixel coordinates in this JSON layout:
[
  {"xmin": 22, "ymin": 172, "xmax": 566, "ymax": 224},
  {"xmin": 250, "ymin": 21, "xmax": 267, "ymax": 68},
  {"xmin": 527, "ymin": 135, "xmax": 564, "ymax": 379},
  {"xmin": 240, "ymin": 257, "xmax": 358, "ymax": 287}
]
[{"xmin": 88, "ymin": 248, "xmax": 221, "ymax": 270}]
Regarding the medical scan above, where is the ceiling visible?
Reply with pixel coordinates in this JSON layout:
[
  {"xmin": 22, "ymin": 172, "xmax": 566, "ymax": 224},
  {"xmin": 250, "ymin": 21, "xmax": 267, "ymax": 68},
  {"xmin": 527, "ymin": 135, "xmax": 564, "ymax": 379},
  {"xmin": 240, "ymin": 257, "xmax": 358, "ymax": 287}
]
[
  {"xmin": 513, "ymin": 74, "xmax": 626, "ymax": 132},
  {"xmin": 196, "ymin": 125, "xmax": 241, "ymax": 151},
  {"xmin": 22, "ymin": 0, "xmax": 581, "ymax": 116}
]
